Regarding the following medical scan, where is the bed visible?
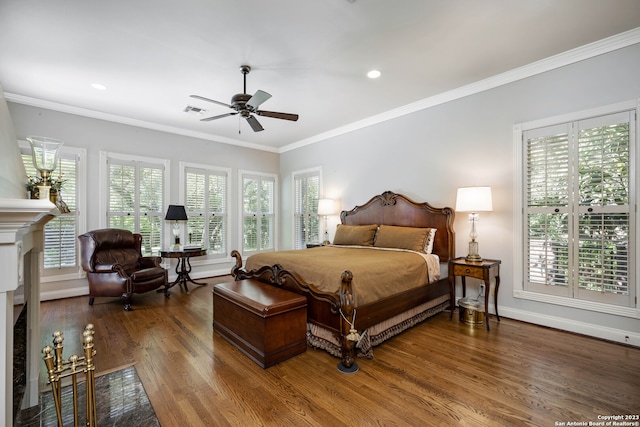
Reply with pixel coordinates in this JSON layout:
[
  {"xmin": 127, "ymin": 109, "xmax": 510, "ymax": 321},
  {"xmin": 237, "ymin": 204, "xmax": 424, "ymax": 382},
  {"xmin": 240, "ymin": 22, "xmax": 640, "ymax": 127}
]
[{"xmin": 230, "ymin": 191, "xmax": 455, "ymax": 371}]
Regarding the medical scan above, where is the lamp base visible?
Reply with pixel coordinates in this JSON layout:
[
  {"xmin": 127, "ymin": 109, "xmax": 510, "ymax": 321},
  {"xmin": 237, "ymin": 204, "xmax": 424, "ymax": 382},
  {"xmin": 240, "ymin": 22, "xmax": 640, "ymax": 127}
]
[
  {"xmin": 465, "ymin": 240, "xmax": 482, "ymax": 262},
  {"xmin": 337, "ymin": 362, "xmax": 359, "ymax": 374}
]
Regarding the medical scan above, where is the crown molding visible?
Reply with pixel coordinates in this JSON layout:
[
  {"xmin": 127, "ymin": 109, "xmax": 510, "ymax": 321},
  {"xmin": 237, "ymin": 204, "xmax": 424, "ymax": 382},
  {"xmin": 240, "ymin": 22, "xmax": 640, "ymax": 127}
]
[
  {"xmin": 280, "ymin": 27, "xmax": 640, "ymax": 153},
  {"xmin": 5, "ymin": 27, "xmax": 639, "ymax": 155},
  {"xmin": 4, "ymin": 93, "xmax": 279, "ymax": 153}
]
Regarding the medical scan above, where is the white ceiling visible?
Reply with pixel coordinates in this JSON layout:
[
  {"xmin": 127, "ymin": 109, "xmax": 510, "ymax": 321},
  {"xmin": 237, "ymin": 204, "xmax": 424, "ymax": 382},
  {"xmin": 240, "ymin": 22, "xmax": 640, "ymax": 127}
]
[{"xmin": 1, "ymin": 1, "xmax": 640, "ymax": 152}]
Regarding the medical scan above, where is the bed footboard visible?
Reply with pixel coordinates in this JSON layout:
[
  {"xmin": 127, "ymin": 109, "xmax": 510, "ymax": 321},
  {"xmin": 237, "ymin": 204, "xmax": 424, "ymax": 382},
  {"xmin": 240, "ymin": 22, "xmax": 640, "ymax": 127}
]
[{"xmin": 230, "ymin": 250, "xmax": 358, "ymax": 370}]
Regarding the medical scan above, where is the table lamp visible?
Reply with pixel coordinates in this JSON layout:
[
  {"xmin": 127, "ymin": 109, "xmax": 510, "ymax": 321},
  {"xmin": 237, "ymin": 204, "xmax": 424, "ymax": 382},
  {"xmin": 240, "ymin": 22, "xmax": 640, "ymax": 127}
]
[
  {"xmin": 456, "ymin": 186, "xmax": 493, "ymax": 262},
  {"xmin": 26, "ymin": 136, "xmax": 64, "ymax": 200},
  {"xmin": 317, "ymin": 198, "xmax": 336, "ymax": 245},
  {"xmin": 165, "ymin": 205, "xmax": 188, "ymax": 251}
]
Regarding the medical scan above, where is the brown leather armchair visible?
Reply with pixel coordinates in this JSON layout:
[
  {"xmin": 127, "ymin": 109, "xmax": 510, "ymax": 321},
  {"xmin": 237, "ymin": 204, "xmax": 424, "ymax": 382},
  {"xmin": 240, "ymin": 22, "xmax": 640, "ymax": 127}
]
[{"xmin": 78, "ymin": 228, "xmax": 168, "ymax": 310}]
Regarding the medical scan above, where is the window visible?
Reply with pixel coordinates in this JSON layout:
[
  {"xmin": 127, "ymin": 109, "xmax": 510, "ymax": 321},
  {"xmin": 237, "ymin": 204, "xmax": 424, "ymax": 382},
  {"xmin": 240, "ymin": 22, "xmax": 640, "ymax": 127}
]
[
  {"xmin": 516, "ymin": 102, "xmax": 637, "ymax": 315},
  {"xmin": 293, "ymin": 168, "xmax": 321, "ymax": 249},
  {"xmin": 21, "ymin": 143, "xmax": 86, "ymax": 279},
  {"xmin": 182, "ymin": 163, "xmax": 230, "ymax": 258},
  {"xmin": 240, "ymin": 171, "xmax": 277, "ymax": 253},
  {"xmin": 101, "ymin": 152, "xmax": 168, "ymax": 256}
]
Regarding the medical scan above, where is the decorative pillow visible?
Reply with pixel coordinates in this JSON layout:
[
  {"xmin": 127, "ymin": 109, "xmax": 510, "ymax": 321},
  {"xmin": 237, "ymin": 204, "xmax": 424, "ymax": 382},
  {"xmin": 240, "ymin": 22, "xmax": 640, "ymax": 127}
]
[
  {"xmin": 424, "ymin": 228, "xmax": 437, "ymax": 254},
  {"xmin": 333, "ymin": 224, "xmax": 378, "ymax": 246},
  {"xmin": 373, "ymin": 225, "xmax": 435, "ymax": 253}
]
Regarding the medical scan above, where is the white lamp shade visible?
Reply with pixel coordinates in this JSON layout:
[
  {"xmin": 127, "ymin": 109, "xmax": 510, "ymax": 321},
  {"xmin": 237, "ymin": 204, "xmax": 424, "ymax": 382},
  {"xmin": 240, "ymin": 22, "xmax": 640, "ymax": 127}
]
[
  {"xmin": 456, "ymin": 187, "xmax": 493, "ymax": 213},
  {"xmin": 317, "ymin": 198, "xmax": 336, "ymax": 216}
]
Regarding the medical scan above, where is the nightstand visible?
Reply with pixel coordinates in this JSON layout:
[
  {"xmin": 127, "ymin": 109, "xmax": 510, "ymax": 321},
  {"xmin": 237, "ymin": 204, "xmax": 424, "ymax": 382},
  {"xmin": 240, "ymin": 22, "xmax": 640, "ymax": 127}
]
[{"xmin": 448, "ymin": 257, "xmax": 501, "ymax": 331}]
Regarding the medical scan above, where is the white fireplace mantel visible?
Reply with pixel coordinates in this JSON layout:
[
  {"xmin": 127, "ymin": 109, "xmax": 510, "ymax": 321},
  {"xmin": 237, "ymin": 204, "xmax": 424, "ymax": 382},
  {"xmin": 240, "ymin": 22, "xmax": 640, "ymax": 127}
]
[{"xmin": 0, "ymin": 198, "xmax": 58, "ymax": 425}]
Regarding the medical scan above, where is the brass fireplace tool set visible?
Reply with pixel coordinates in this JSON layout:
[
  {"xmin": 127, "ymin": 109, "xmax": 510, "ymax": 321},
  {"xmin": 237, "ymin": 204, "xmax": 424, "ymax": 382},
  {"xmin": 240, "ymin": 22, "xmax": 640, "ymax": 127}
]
[{"xmin": 42, "ymin": 324, "xmax": 98, "ymax": 427}]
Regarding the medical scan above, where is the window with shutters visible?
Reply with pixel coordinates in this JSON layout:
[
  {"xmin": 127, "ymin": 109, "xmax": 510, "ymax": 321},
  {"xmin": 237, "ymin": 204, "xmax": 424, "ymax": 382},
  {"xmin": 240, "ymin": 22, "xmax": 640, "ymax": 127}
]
[
  {"xmin": 183, "ymin": 164, "xmax": 230, "ymax": 258},
  {"xmin": 102, "ymin": 152, "xmax": 168, "ymax": 256},
  {"xmin": 516, "ymin": 102, "xmax": 637, "ymax": 315},
  {"xmin": 240, "ymin": 171, "xmax": 277, "ymax": 254},
  {"xmin": 293, "ymin": 168, "xmax": 321, "ymax": 249},
  {"xmin": 20, "ymin": 142, "xmax": 86, "ymax": 279}
]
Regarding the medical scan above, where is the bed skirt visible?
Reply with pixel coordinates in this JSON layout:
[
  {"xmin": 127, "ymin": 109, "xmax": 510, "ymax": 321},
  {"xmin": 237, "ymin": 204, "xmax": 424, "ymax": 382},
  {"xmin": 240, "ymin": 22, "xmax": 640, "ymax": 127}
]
[{"xmin": 306, "ymin": 293, "xmax": 450, "ymax": 359}]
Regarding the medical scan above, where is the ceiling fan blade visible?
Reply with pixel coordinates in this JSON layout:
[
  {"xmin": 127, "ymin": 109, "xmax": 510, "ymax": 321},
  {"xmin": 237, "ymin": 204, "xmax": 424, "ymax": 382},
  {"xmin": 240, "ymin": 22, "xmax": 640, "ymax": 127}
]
[
  {"xmin": 245, "ymin": 115, "xmax": 264, "ymax": 132},
  {"xmin": 256, "ymin": 110, "xmax": 299, "ymax": 121},
  {"xmin": 190, "ymin": 94, "xmax": 231, "ymax": 108},
  {"xmin": 246, "ymin": 90, "xmax": 272, "ymax": 110},
  {"xmin": 200, "ymin": 112, "xmax": 237, "ymax": 122}
]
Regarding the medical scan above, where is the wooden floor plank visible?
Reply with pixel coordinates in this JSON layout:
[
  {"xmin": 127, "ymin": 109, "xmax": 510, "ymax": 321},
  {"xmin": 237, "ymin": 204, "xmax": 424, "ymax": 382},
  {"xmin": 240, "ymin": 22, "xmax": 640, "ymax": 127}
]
[{"xmin": 34, "ymin": 276, "xmax": 640, "ymax": 426}]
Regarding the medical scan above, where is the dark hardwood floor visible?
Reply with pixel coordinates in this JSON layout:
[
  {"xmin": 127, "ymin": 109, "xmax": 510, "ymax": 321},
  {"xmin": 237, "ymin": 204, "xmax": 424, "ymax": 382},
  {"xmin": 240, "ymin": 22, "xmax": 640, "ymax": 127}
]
[{"xmin": 34, "ymin": 276, "xmax": 640, "ymax": 426}]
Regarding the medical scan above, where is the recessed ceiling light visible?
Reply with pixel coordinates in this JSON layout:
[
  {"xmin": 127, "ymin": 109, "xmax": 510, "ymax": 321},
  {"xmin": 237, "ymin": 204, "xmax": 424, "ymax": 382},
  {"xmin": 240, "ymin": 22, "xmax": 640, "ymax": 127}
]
[
  {"xmin": 91, "ymin": 83, "xmax": 107, "ymax": 91},
  {"xmin": 367, "ymin": 70, "xmax": 381, "ymax": 79}
]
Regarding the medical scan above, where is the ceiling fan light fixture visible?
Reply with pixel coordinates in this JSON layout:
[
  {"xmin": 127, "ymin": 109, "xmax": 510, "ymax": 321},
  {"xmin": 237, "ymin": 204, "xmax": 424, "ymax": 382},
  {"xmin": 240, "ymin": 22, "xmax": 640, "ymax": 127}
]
[{"xmin": 367, "ymin": 70, "xmax": 381, "ymax": 79}]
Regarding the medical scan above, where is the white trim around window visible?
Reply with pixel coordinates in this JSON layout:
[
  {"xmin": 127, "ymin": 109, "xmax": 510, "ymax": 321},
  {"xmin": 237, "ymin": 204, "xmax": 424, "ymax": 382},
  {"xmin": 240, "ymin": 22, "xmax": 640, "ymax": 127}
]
[
  {"xmin": 238, "ymin": 169, "xmax": 278, "ymax": 256},
  {"xmin": 179, "ymin": 161, "xmax": 232, "ymax": 265},
  {"xmin": 513, "ymin": 99, "xmax": 639, "ymax": 319},
  {"xmin": 19, "ymin": 140, "xmax": 87, "ymax": 282},
  {"xmin": 98, "ymin": 151, "xmax": 170, "ymax": 240},
  {"xmin": 292, "ymin": 166, "xmax": 323, "ymax": 249}
]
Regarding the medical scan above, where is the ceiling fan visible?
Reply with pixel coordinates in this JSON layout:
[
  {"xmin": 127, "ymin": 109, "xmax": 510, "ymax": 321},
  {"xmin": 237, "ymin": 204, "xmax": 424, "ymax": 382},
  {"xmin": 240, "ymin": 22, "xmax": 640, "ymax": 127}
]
[{"xmin": 190, "ymin": 65, "xmax": 299, "ymax": 132}]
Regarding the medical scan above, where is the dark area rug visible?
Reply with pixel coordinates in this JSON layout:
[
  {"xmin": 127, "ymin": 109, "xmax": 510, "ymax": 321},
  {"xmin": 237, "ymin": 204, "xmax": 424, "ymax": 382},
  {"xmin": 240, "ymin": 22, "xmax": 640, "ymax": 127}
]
[{"xmin": 16, "ymin": 365, "xmax": 159, "ymax": 426}]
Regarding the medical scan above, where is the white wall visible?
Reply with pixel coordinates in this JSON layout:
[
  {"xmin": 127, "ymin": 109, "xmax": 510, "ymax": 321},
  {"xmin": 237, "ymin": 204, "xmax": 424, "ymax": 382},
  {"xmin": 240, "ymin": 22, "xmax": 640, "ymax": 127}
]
[
  {"xmin": 0, "ymin": 85, "xmax": 27, "ymax": 199},
  {"xmin": 280, "ymin": 43, "xmax": 640, "ymax": 344},
  {"xmin": 7, "ymin": 103, "xmax": 279, "ymax": 299}
]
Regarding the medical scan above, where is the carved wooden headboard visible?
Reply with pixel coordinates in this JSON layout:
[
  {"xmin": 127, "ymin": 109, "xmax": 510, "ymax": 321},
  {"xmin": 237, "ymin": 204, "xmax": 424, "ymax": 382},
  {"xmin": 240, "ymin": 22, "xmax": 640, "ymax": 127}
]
[{"xmin": 340, "ymin": 191, "xmax": 455, "ymax": 262}]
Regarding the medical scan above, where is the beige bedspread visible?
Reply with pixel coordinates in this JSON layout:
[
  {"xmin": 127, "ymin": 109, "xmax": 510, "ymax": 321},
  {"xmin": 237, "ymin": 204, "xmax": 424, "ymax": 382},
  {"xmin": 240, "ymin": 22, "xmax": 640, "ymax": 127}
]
[{"xmin": 245, "ymin": 246, "xmax": 440, "ymax": 306}]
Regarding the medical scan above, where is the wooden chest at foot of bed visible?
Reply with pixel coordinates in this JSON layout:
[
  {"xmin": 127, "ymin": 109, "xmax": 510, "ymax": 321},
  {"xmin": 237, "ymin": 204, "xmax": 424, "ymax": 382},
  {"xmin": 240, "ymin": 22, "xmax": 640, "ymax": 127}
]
[{"xmin": 213, "ymin": 279, "xmax": 307, "ymax": 368}]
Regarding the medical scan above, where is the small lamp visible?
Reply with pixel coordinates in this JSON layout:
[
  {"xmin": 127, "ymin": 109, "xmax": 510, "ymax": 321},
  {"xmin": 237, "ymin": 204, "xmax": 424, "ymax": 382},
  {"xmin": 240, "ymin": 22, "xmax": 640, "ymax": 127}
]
[
  {"xmin": 317, "ymin": 198, "xmax": 336, "ymax": 245},
  {"xmin": 165, "ymin": 205, "xmax": 188, "ymax": 250},
  {"xmin": 456, "ymin": 186, "xmax": 493, "ymax": 262},
  {"xmin": 26, "ymin": 136, "xmax": 64, "ymax": 200}
]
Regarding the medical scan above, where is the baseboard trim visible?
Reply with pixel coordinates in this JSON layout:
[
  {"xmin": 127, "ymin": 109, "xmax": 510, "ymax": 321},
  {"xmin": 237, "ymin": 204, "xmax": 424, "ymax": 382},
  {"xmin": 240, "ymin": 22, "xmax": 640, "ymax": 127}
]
[
  {"xmin": 40, "ymin": 287, "xmax": 89, "ymax": 302},
  {"xmin": 14, "ymin": 267, "xmax": 231, "ymax": 305},
  {"xmin": 499, "ymin": 306, "xmax": 640, "ymax": 348},
  {"xmin": 167, "ymin": 267, "xmax": 230, "ymax": 282}
]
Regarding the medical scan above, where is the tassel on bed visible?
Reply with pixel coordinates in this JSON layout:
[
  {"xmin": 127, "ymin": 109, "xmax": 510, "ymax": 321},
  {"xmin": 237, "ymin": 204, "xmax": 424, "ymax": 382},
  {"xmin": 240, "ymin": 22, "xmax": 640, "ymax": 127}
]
[{"xmin": 346, "ymin": 328, "xmax": 360, "ymax": 342}]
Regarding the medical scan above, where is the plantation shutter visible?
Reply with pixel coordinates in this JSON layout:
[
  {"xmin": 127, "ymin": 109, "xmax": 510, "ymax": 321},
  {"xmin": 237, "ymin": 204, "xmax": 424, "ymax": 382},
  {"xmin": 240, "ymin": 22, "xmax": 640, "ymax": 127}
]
[
  {"xmin": 107, "ymin": 158, "xmax": 164, "ymax": 256},
  {"xmin": 575, "ymin": 112, "xmax": 631, "ymax": 304},
  {"xmin": 138, "ymin": 164, "xmax": 164, "ymax": 255},
  {"xmin": 242, "ymin": 174, "xmax": 275, "ymax": 253},
  {"xmin": 209, "ymin": 172, "xmax": 227, "ymax": 254},
  {"xmin": 186, "ymin": 169, "xmax": 206, "ymax": 247},
  {"xmin": 22, "ymin": 151, "xmax": 79, "ymax": 273},
  {"xmin": 185, "ymin": 167, "xmax": 228, "ymax": 255},
  {"xmin": 524, "ymin": 111, "xmax": 634, "ymax": 306},
  {"xmin": 108, "ymin": 161, "xmax": 136, "ymax": 231},
  {"xmin": 525, "ymin": 123, "xmax": 571, "ymax": 294},
  {"xmin": 260, "ymin": 177, "xmax": 275, "ymax": 251},
  {"xmin": 293, "ymin": 171, "xmax": 320, "ymax": 249},
  {"xmin": 243, "ymin": 176, "xmax": 258, "ymax": 251}
]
